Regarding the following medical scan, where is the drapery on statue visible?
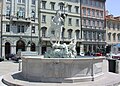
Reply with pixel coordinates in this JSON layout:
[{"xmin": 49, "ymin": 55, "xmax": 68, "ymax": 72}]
[
  {"xmin": 50, "ymin": 10, "xmax": 64, "ymax": 44},
  {"xmin": 44, "ymin": 10, "xmax": 77, "ymax": 58}
]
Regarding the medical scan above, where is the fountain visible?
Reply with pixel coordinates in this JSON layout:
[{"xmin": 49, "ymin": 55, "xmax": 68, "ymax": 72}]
[
  {"xmin": 21, "ymin": 10, "xmax": 105, "ymax": 83},
  {"xmin": 2, "ymin": 10, "xmax": 106, "ymax": 85}
]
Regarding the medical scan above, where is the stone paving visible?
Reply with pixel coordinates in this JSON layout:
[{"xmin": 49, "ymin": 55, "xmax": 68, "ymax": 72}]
[{"xmin": 0, "ymin": 61, "xmax": 19, "ymax": 86}]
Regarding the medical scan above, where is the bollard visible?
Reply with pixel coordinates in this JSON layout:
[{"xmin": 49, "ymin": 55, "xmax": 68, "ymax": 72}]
[{"xmin": 18, "ymin": 60, "xmax": 22, "ymax": 71}]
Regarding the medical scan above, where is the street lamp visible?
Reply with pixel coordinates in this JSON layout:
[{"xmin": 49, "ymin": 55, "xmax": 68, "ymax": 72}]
[
  {"xmin": 0, "ymin": 0, "xmax": 3, "ymax": 58},
  {"xmin": 38, "ymin": 0, "xmax": 43, "ymax": 55}
]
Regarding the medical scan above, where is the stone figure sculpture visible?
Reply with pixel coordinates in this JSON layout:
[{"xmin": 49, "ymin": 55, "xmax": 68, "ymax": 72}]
[
  {"xmin": 44, "ymin": 10, "xmax": 77, "ymax": 58},
  {"xmin": 50, "ymin": 10, "xmax": 64, "ymax": 44}
]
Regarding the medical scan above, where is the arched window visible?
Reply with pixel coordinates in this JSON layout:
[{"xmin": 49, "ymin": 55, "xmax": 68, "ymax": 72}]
[
  {"xmin": 113, "ymin": 33, "xmax": 116, "ymax": 41},
  {"xmin": 68, "ymin": 29, "xmax": 72, "ymax": 39},
  {"xmin": 41, "ymin": 27, "xmax": 47, "ymax": 37},
  {"xmin": 16, "ymin": 40, "xmax": 25, "ymax": 53}
]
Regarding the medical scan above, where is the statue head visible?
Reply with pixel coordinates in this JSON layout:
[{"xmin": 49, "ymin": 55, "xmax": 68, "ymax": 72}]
[{"xmin": 56, "ymin": 10, "xmax": 62, "ymax": 17}]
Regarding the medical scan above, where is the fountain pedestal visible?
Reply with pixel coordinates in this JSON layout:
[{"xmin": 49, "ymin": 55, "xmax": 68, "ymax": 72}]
[{"xmin": 22, "ymin": 56, "xmax": 105, "ymax": 83}]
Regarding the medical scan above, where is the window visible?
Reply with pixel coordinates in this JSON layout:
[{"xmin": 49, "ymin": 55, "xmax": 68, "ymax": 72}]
[
  {"xmin": 83, "ymin": 19, "xmax": 86, "ymax": 25},
  {"xmin": 83, "ymin": 8, "xmax": 86, "ymax": 15},
  {"xmin": 75, "ymin": 6, "xmax": 79, "ymax": 14},
  {"xmin": 6, "ymin": 6, "xmax": 10, "ymax": 16},
  {"xmin": 32, "ymin": 0, "xmax": 35, "ymax": 5},
  {"xmin": 100, "ymin": 11, "xmax": 103, "ymax": 18},
  {"xmin": 88, "ymin": 20, "xmax": 91, "ymax": 26},
  {"xmin": 42, "ymin": 27, "xmax": 47, "ymax": 37},
  {"xmin": 6, "ymin": 24, "xmax": 10, "ymax": 32},
  {"xmin": 68, "ymin": 29, "xmax": 72, "ymax": 39},
  {"xmin": 113, "ymin": 33, "xmax": 116, "ymax": 41},
  {"xmin": 21, "ymin": 26, "xmax": 24, "ymax": 33},
  {"xmin": 93, "ymin": 32, "xmax": 96, "ymax": 40},
  {"xmin": 17, "ymin": 7, "xmax": 25, "ymax": 18},
  {"xmin": 50, "ymin": 2, "xmax": 55, "ymax": 10},
  {"xmin": 76, "ymin": 19, "xmax": 79, "ymax": 26},
  {"xmin": 96, "ymin": 10, "xmax": 99, "ymax": 17},
  {"xmin": 22, "ymin": 0, "xmax": 25, "ymax": 3},
  {"xmin": 17, "ymin": 25, "xmax": 25, "ymax": 33},
  {"xmin": 97, "ymin": 21, "xmax": 99, "ymax": 27},
  {"xmin": 118, "ymin": 35, "xmax": 120, "ymax": 41},
  {"xmin": 87, "ymin": 8, "xmax": 90, "ymax": 16},
  {"xmin": 92, "ymin": 9, "xmax": 95, "ymax": 17},
  {"xmin": 68, "ymin": 18, "xmax": 72, "ymax": 26},
  {"xmin": 113, "ymin": 23, "xmax": 115, "ymax": 30},
  {"xmin": 76, "ymin": 30, "xmax": 80, "ymax": 39},
  {"xmin": 108, "ymin": 33, "xmax": 111, "ymax": 41},
  {"xmin": 92, "ymin": 20, "xmax": 95, "ymax": 26},
  {"xmin": 68, "ymin": 5, "xmax": 72, "ymax": 13},
  {"xmin": 31, "ymin": 9, "xmax": 35, "ymax": 18},
  {"xmin": 32, "ymin": 26, "xmax": 35, "ymax": 33},
  {"xmin": 60, "ymin": 4, "xmax": 64, "ymax": 11},
  {"xmin": 117, "ymin": 24, "xmax": 120, "ymax": 30},
  {"xmin": 17, "ymin": 25, "xmax": 20, "ymax": 33},
  {"xmin": 42, "ymin": 15, "xmax": 46, "ymax": 23},
  {"xmin": 42, "ymin": 1, "xmax": 46, "ymax": 9}
]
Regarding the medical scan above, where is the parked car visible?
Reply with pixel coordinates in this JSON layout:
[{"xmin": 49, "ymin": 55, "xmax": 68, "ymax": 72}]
[
  {"xmin": 11, "ymin": 55, "xmax": 21, "ymax": 62},
  {"xmin": 96, "ymin": 53, "xmax": 102, "ymax": 56},
  {"xmin": 5, "ymin": 54, "xmax": 15, "ymax": 60}
]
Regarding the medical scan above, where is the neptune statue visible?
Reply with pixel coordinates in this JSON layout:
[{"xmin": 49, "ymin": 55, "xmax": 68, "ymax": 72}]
[{"xmin": 44, "ymin": 10, "xmax": 77, "ymax": 58}]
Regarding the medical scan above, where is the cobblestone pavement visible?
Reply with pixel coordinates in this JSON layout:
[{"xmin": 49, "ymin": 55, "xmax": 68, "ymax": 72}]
[
  {"xmin": 0, "ymin": 61, "xmax": 19, "ymax": 76},
  {"xmin": 0, "ymin": 61, "xmax": 19, "ymax": 86}
]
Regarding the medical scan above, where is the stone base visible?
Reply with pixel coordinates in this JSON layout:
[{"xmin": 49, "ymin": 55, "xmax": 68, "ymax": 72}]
[
  {"xmin": 2, "ymin": 72, "xmax": 120, "ymax": 86},
  {"xmin": 22, "ymin": 56, "xmax": 105, "ymax": 83}
]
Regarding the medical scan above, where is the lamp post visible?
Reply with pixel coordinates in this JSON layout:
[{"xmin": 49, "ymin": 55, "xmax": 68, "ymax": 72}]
[
  {"xmin": 38, "ymin": 0, "xmax": 43, "ymax": 55},
  {"xmin": 0, "ymin": 0, "xmax": 3, "ymax": 58}
]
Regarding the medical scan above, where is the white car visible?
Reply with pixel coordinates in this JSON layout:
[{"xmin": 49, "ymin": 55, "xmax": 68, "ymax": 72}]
[{"xmin": 80, "ymin": 52, "xmax": 85, "ymax": 56}]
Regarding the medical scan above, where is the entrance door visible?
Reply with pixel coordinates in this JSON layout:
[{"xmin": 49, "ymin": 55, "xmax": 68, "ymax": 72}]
[
  {"xmin": 5, "ymin": 42, "xmax": 11, "ymax": 56},
  {"xmin": 41, "ymin": 46, "xmax": 46, "ymax": 55},
  {"xmin": 76, "ymin": 47, "xmax": 80, "ymax": 55},
  {"xmin": 16, "ymin": 40, "xmax": 25, "ymax": 53}
]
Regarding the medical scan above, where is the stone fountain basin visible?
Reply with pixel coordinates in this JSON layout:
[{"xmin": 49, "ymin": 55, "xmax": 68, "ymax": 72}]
[{"xmin": 22, "ymin": 56, "xmax": 105, "ymax": 83}]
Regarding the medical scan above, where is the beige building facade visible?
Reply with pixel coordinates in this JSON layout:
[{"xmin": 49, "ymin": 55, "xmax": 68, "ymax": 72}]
[{"xmin": 106, "ymin": 15, "xmax": 120, "ymax": 53}]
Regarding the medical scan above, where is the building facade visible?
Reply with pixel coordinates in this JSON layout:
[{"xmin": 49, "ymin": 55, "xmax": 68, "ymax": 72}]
[
  {"xmin": 38, "ymin": 0, "xmax": 106, "ymax": 55},
  {"xmin": 1, "ymin": 0, "xmax": 38, "ymax": 57},
  {"xmin": 0, "ymin": 0, "xmax": 106, "ymax": 57},
  {"xmin": 106, "ymin": 15, "xmax": 120, "ymax": 53},
  {"xmin": 38, "ymin": 0, "xmax": 82, "ymax": 55},
  {"xmin": 81, "ymin": 0, "xmax": 106, "ymax": 53}
]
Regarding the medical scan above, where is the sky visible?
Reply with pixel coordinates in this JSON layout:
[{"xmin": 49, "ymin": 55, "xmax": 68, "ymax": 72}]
[{"xmin": 106, "ymin": 0, "xmax": 120, "ymax": 16}]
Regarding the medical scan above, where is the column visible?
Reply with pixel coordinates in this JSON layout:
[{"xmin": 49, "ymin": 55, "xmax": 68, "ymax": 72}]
[
  {"xmin": 11, "ymin": 0, "xmax": 14, "ymax": 15},
  {"xmin": 2, "ymin": 46, "xmax": 5, "ymax": 58},
  {"xmin": 35, "ymin": 0, "xmax": 38, "ymax": 18}
]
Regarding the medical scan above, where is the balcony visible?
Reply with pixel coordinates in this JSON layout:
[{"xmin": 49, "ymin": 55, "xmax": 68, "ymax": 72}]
[{"xmin": 10, "ymin": 16, "xmax": 31, "ymax": 25}]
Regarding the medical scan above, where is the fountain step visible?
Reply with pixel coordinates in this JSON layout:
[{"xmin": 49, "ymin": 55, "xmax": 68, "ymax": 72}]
[{"xmin": 64, "ymin": 73, "xmax": 104, "ymax": 83}]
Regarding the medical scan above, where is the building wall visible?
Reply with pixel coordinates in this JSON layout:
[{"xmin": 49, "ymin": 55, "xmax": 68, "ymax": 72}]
[
  {"xmin": 81, "ymin": 0, "xmax": 106, "ymax": 53},
  {"xmin": 1, "ymin": 0, "xmax": 38, "ymax": 57},
  {"xmin": 38, "ymin": 0, "xmax": 81, "ymax": 55},
  {"xmin": 106, "ymin": 15, "xmax": 120, "ymax": 52}
]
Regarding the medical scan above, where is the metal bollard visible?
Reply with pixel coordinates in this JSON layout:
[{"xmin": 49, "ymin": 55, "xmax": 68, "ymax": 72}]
[{"xmin": 18, "ymin": 60, "xmax": 22, "ymax": 71}]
